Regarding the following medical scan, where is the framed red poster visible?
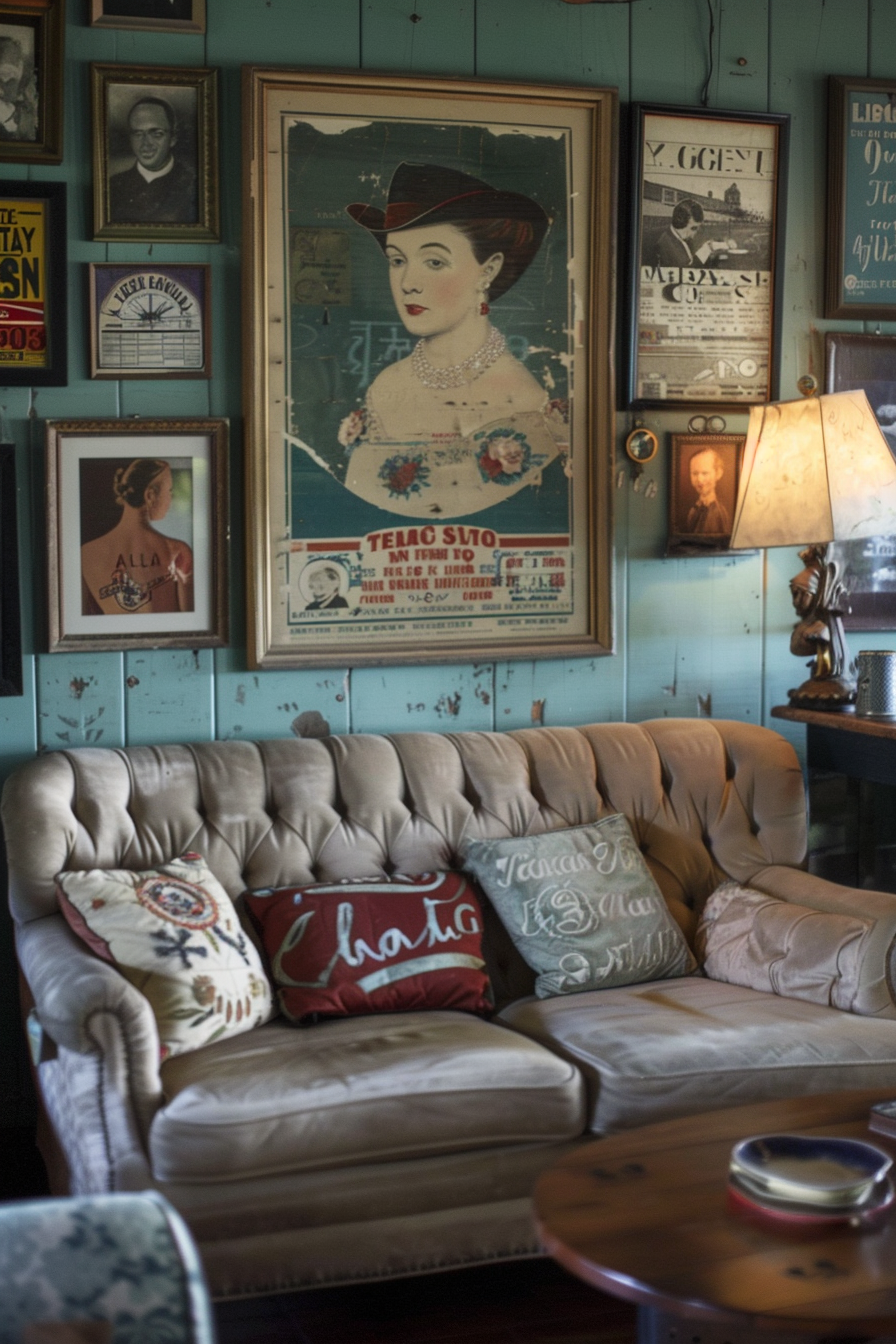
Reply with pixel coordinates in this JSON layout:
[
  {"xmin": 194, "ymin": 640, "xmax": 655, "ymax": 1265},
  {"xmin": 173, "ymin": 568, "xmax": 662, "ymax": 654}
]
[{"xmin": 0, "ymin": 179, "xmax": 66, "ymax": 385}]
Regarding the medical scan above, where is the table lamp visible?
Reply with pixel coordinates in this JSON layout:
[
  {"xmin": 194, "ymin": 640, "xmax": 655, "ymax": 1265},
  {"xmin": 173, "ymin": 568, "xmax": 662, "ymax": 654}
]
[{"xmin": 729, "ymin": 389, "xmax": 896, "ymax": 710}]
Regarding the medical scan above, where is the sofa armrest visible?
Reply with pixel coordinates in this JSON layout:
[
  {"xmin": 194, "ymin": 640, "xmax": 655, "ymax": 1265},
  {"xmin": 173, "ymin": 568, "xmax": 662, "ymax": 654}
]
[
  {"xmin": 722, "ymin": 864, "xmax": 896, "ymax": 1018},
  {"xmin": 17, "ymin": 914, "xmax": 163, "ymax": 1128}
]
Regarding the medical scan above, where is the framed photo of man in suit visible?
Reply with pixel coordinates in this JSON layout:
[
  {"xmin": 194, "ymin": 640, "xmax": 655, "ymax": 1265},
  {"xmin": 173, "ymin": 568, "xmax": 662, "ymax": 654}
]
[{"xmin": 91, "ymin": 63, "xmax": 219, "ymax": 242}]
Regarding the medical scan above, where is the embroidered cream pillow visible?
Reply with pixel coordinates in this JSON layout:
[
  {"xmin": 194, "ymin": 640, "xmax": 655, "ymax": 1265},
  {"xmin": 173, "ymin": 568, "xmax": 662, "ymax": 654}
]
[{"xmin": 57, "ymin": 852, "xmax": 273, "ymax": 1060}]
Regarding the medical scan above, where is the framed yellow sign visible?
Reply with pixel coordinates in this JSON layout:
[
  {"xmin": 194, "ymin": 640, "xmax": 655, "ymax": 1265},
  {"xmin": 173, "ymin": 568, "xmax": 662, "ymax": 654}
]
[{"xmin": 0, "ymin": 179, "xmax": 65, "ymax": 385}]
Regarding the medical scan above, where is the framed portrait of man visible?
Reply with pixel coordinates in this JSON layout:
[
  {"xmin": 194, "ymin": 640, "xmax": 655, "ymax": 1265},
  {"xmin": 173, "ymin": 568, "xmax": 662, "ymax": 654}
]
[
  {"xmin": 89, "ymin": 0, "xmax": 205, "ymax": 33},
  {"xmin": 91, "ymin": 63, "xmax": 219, "ymax": 242},
  {"xmin": 668, "ymin": 432, "xmax": 744, "ymax": 554},
  {"xmin": 0, "ymin": 1, "xmax": 64, "ymax": 164}
]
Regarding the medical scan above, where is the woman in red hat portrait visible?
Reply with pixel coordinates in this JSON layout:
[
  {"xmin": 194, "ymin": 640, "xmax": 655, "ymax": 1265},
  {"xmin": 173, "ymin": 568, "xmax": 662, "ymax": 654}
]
[{"xmin": 337, "ymin": 162, "xmax": 569, "ymax": 518}]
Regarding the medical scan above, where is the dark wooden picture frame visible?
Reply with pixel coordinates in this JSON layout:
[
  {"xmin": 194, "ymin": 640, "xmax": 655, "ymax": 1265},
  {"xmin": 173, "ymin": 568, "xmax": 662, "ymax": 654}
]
[
  {"xmin": 89, "ymin": 263, "xmax": 211, "ymax": 379},
  {"xmin": 628, "ymin": 103, "xmax": 789, "ymax": 410},
  {"xmin": 0, "ymin": 441, "xmax": 22, "ymax": 695},
  {"xmin": 91, "ymin": 63, "xmax": 219, "ymax": 243},
  {"xmin": 0, "ymin": 179, "xmax": 66, "ymax": 386},
  {"xmin": 826, "ymin": 331, "xmax": 896, "ymax": 629},
  {"xmin": 667, "ymin": 432, "xmax": 745, "ymax": 555},
  {"xmin": 0, "ymin": 0, "xmax": 64, "ymax": 164},
  {"xmin": 89, "ymin": 0, "xmax": 205, "ymax": 33},
  {"xmin": 46, "ymin": 417, "xmax": 229, "ymax": 652},
  {"xmin": 825, "ymin": 76, "xmax": 896, "ymax": 320}
]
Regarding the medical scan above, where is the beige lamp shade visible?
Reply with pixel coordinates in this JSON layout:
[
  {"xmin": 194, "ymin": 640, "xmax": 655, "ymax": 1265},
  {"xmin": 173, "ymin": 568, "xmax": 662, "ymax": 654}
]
[{"xmin": 729, "ymin": 389, "xmax": 896, "ymax": 550}]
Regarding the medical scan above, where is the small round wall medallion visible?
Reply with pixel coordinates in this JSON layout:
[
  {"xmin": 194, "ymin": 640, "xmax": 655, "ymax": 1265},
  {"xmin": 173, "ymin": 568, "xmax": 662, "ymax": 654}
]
[{"xmin": 625, "ymin": 426, "xmax": 659, "ymax": 464}]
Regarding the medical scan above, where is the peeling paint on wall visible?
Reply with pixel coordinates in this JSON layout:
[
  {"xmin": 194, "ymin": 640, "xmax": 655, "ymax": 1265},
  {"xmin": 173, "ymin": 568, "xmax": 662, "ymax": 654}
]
[
  {"xmin": 69, "ymin": 678, "xmax": 90, "ymax": 699},
  {"xmin": 531, "ymin": 698, "xmax": 545, "ymax": 724},
  {"xmin": 291, "ymin": 711, "xmax": 330, "ymax": 738},
  {"xmin": 435, "ymin": 692, "xmax": 461, "ymax": 717}
]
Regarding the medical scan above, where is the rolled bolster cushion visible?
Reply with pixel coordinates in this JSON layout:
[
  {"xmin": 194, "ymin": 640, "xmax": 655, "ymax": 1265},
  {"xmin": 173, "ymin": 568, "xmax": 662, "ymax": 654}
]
[{"xmin": 696, "ymin": 880, "xmax": 896, "ymax": 1017}]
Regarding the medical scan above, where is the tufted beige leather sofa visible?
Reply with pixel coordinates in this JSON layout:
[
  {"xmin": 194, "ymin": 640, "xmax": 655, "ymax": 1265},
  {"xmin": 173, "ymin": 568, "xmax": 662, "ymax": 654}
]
[{"xmin": 5, "ymin": 718, "xmax": 896, "ymax": 1299}]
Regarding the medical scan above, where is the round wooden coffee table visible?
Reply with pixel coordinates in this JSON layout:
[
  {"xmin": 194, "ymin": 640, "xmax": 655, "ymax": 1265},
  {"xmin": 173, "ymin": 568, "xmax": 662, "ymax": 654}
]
[{"xmin": 534, "ymin": 1089, "xmax": 896, "ymax": 1343}]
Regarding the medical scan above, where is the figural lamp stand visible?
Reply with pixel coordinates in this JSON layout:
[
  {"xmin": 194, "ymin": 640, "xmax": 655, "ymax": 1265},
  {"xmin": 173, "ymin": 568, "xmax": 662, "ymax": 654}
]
[{"xmin": 729, "ymin": 389, "xmax": 896, "ymax": 710}]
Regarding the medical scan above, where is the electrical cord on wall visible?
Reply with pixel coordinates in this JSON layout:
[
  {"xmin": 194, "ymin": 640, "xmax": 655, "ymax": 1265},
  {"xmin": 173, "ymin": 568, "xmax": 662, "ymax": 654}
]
[{"xmin": 700, "ymin": 0, "xmax": 715, "ymax": 106}]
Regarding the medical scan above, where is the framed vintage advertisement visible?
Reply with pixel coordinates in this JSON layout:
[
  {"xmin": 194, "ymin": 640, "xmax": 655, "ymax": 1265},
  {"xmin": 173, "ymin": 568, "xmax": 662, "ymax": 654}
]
[
  {"xmin": 0, "ymin": 0, "xmax": 64, "ymax": 164},
  {"xmin": 0, "ymin": 441, "xmax": 22, "ymax": 695},
  {"xmin": 89, "ymin": 263, "xmax": 211, "ymax": 378},
  {"xmin": 667, "ymin": 432, "xmax": 744, "ymax": 555},
  {"xmin": 46, "ymin": 418, "xmax": 228, "ymax": 652},
  {"xmin": 243, "ymin": 68, "xmax": 617, "ymax": 669},
  {"xmin": 0, "ymin": 179, "xmax": 65, "ymax": 385},
  {"xmin": 91, "ymin": 63, "xmax": 219, "ymax": 243},
  {"xmin": 89, "ymin": 0, "xmax": 205, "ymax": 32},
  {"xmin": 628, "ymin": 103, "xmax": 789, "ymax": 409},
  {"xmin": 825, "ymin": 76, "xmax": 896, "ymax": 320},
  {"xmin": 826, "ymin": 332, "xmax": 896, "ymax": 628}
]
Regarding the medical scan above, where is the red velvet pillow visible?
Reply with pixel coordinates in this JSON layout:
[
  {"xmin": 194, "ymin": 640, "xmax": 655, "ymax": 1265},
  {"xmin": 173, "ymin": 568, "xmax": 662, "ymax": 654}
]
[{"xmin": 244, "ymin": 872, "xmax": 493, "ymax": 1022}]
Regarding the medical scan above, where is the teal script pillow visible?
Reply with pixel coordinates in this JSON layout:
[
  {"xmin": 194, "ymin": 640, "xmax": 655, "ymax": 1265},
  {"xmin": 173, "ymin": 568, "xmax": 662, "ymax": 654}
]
[{"xmin": 463, "ymin": 815, "xmax": 696, "ymax": 999}]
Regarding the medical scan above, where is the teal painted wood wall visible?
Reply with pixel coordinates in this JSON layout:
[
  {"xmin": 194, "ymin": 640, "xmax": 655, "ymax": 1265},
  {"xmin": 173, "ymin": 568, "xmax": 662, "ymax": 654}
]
[{"xmin": 2, "ymin": 0, "xmax": 895, "ymax": 1121}]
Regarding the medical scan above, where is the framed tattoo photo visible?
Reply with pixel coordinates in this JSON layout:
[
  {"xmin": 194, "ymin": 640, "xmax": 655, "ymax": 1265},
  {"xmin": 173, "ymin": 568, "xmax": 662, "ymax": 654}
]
[
  {"xmin": 89, "ymin": 263, "xmax": 211, "ymax": 378},
  {"xmin": 0, "ymin": 0, "xmax": 64, "ymax": 164},
  {"xmin": 91, "ymin": 62, "xmax": 219, "ymax": 242},
  {"xmin": 667, "ymin": 432, "xmax": 744, "ymax": 554},
  {"xmin": 628, "ymin": 103, "xmax": 789, "ymax": 410},
  {"xmin": 46, "ymin": 417, "xmax": 229, "ymax": 652},
  {"xmin": 0, "ymin": 179, "xmax": 66, "ymax": 385},
  {"xmin": 826, "ymin": 331, "xmax": 896, "ymax": 628},
  {"xmin": 242, "ymin": 68, "xmax": 617, "ymax": 669},
  {"xmin": 825, "ymin": 76, "xmax": 896, "ymax": 320},
  {"xmin": 0, "ymin": 441, "xmax": 22, "ymax": 696},
  {"xmin": 89, "ymin": 0, "xmax": 205, "ymax": 33}
]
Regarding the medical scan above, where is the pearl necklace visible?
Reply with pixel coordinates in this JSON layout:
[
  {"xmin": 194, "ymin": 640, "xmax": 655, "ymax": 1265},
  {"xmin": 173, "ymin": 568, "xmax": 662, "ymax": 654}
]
[{"xmin": 411, "ymin": 327, "xmax": 506, "ymax": 390}]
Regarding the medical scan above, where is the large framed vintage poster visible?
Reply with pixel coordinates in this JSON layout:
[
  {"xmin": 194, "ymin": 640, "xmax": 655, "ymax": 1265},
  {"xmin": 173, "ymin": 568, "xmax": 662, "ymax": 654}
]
[
  {"xmin": 628, "ymin": 104, "xmax": 789, "ymax": 409},
  {"xmin": 242, "ymin": 69, "xmax": 617, "ymax": 669},
  {"xmin": 826, "ymin": 77, "xmax": 896, "ymax": 320}
]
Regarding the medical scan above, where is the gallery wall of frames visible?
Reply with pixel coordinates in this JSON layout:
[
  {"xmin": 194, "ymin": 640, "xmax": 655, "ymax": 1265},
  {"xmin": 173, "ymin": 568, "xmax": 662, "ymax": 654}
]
[{"xmin": 3, "ymin": 0, "xmax": 896, "ymax": 1121}]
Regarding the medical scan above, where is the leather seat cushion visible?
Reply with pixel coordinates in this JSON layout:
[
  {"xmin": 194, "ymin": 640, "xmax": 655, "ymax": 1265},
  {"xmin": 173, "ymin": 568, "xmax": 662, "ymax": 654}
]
[
  {"xmin": 499, "ymin": 975, "xmax": 896, "ymax": 1133},
  {"xmin": 151, "ymin": 1011, "xmax": 585, "ymax": 1183}
]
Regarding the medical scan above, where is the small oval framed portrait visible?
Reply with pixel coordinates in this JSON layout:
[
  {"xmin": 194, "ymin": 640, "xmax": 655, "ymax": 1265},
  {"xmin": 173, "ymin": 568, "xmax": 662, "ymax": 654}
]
[
  {"xmin": 625, "ymin": 427, "xmax": 659, "ymax": 465},
  {"xmin": 298, "ymin": 559, "xmax": 352, "ymax": 613}
]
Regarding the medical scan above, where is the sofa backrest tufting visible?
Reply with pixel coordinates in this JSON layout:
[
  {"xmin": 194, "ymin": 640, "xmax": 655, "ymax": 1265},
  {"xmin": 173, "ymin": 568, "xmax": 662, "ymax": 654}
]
[{"xmin": 2, "ymin": 719, "xmax": 806, "ymax": 1007}]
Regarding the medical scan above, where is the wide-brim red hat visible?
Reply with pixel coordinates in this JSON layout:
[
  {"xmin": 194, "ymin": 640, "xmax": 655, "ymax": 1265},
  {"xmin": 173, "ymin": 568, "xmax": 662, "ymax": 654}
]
[{"xmin": 346, "ymin": 162, "xmax": 549, "ymax": 300}]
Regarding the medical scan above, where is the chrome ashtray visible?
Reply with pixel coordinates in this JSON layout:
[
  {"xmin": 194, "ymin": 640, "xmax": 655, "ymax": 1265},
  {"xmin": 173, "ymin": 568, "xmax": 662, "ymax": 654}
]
[{"xmin": 730, "ymin": 1133, "xmax": 892, "ymax": 1210}]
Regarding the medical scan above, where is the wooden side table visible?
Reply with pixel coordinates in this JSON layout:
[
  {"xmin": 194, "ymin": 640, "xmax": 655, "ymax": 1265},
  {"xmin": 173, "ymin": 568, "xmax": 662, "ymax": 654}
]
[{"xmin": 771, "ymin": 704, "xmax": 896, "ymax": 890}]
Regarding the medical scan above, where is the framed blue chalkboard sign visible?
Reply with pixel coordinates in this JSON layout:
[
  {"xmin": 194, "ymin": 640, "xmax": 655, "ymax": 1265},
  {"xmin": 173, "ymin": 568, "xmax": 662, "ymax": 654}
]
[{"xmin": 826, "ymin": 76, "xmax": 896, "ymax": 319}]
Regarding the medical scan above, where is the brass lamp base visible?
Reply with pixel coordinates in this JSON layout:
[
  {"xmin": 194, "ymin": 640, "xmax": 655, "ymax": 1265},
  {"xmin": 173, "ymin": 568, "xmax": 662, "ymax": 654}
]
[
  {"xmin": 787, "ymin": 544, "xmax": 855, "ymax": 713},
  {"xmin": 787, "ymin": 676, "xmax": 856, "ymax": 710}
]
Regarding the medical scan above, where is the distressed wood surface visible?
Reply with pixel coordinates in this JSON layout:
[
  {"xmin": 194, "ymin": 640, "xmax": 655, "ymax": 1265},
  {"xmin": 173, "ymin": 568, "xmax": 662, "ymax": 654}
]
[{"xmin": 3, "ymin": 0, "xmax": 893, "ymax": 779}]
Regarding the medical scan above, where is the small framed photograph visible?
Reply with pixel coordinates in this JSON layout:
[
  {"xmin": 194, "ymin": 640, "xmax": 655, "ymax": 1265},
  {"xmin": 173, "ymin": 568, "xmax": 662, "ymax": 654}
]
[
  {"xmin": 826, "ymin": 331, "xmax": 896, "ymax": 628},
  {"xmin": 91, "ymin": 62, "xmax": 219, "ymax": 242},
  {"xmin": 89, "ymin": 0, "xmax": 205, "ymax": 33},
  {"xmin": 46, "ymin": 417, "xmax": 229, "ymax": 652},
  {"xmin": 0, "ymin": 179, "xmax": 66, "ymax": 385},
  {"xmin": 628, "ymin": 103, "xmax": 789, "ymax": 409},
  {"xmin": 825, "ymin": 76, "xmax": 896, "ymax": 319},
  {"xmin": 0, "ymin": 441, "xmax": 22, "ymax": 696},
  {"xmin": 89, "ymin": 263, "xmax": 211, "ymax": 378},
  {"xmin": 668, "ymin": 433, "xmax": 745, "ymax": 553},
  {"xmin": 0, "ymin": 0, "xmax": 64, "ymax": 164}
]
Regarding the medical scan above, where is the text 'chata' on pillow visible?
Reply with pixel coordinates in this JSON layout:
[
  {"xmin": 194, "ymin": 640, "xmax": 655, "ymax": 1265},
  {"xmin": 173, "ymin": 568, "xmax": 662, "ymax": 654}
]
[
  {"xmin": 56, "ymin": 852, "xmax": 273, "ymax": 1061},
  {"xmin": 462, "ymin": 815, "xmax": 696, "ymax": 999},
  {"xmin": 244, "ymin": 872, "xmax": 493, "ymax": 1023}
]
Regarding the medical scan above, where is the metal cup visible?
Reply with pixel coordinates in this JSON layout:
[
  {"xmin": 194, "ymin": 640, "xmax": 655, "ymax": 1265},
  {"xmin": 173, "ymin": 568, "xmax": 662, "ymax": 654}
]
[{"xmin": 856, "ymin": 650, "xmax": 896, "ymax": 717}]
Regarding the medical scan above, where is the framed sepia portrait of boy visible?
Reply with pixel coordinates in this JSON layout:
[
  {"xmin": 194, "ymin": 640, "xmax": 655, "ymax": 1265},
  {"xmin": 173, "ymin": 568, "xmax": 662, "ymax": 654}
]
[
  {"xmin": 91, "ymin": 62, "xmax": 219, "ymax": 242},
  {"xmin": 0, "ymin": 0, "xmax": 64, "ymax": 164},
  {"xmin": 89, "ymin": 0, "xmax": 205, "ymax": 33},
  {"xmin": 242, "ymin": 68, "xmax": 617, "ymax": 669},
  {"xmin": 46, "ymin": 417, "xmax": 228, "ymax": 652},
  {"xmin": 668, "ymin": 432, "xmax": 744, "ymax": 555}
]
